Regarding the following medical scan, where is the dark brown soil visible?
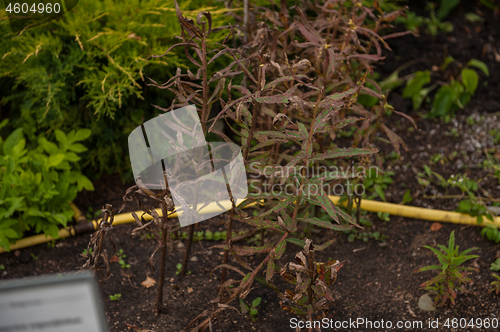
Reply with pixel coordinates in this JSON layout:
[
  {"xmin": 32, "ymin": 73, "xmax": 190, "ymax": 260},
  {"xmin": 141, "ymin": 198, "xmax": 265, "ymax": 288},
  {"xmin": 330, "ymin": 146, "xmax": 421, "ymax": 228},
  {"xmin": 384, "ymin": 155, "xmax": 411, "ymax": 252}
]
[{"xmin": 1, "ymin": 2, "xmax": 500, "ymax": 332}]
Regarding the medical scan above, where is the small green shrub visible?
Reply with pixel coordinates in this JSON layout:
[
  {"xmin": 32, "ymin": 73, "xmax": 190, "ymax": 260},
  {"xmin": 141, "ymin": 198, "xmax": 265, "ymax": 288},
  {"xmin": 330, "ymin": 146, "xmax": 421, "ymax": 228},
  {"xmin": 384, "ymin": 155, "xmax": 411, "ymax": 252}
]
[
  {"xmin": 109, "ymin": 293, "xmax": 122, "ymax": 301},
  {"xmin": 0, "ymin": 0, "xmax": 234, "ymax": 177},
  {"xmin": 417, "ymin": 231, "xmax": 478, "ymax": 307},
  {"xmin": 0, "ymin": 120, "xmax": 93, "ymax": 251},
  {"xmin": 433, "ymin": 59, "xmax": 488, "ymax": 118},
  {"xmin": 399, "ymin": 56, "xmax": 489, "ymax": 119}
]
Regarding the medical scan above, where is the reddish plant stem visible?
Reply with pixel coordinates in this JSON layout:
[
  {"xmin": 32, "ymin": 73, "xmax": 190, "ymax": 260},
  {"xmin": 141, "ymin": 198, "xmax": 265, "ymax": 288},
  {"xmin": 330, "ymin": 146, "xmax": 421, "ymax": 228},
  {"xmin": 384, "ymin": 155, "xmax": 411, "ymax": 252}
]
[
  {"xmin": 200, "ymin": 23, "xmax": 209, "ymax": 133},
  {"xmin": 183, "ymin": 25, "xmax": 209, "ymax": 278},
  {"xmin": 307, "ymin": 248, "xmax": 315, "ymax": 332},
  {"xmin": 156, "ymin": 201, "xmax": 169, "ymax": 314},
  {"xmin": 222, "ymin": 60, "xmax": 263, "ymax": 285},
  {"xmin": 220, "ymin": 208, "xmax": 234, "ymax": 286},
  {"xmin": 94, "ymin": 205, "xmax": 111, "ymax": 271},
  {"xmin": 180, "ymin": 224, "xmax": 194, "ymax": 277}
]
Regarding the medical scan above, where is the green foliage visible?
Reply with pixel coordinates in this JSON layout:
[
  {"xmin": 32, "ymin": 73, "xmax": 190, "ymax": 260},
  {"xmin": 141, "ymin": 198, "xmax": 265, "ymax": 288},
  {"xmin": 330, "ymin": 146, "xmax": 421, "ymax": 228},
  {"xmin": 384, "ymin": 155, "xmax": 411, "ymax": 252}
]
[
  {"xmin": 0, "ymin": 0, "xmax": 234, "ymax": 176},
  {"xmin": 489, "ymin": 129, "xmax": 500, "ymax": 145},
  {"xmin": 464, "ymin": 12, "xmax": 485, "ymax": 23},
  {"xmin": 417, "ymin": 165, "xmax": 499, "ymax": 242},
  {"xmin": 417, "ymin": 231, "xmax": 478, "ymax": 307},
  {"xmin": 347, "ymin": 228, "xmax": 387, "ymax": 242},
  {"xmin": 141, "ymin": 232, "xmax": 155, "ymax": 240},
  {"xmin": 430, "ymin": 153, "xmax": 444, "ymax": 164},
  {"xmin": 490, "ymin": 274, "xmax": 500, "ymax": 295},
  {"xmin": 435, "ymin": 0, "xmax": 460, "ymax": 20},
  {"xmin": 481, "ymin": 227, "xmax": 500, "ymax": 244},
  {"xmin": 482, "ymin": 152, "xmax": 500, "ymax": 184},
  {"xmin": 109, "ymin": 293, "xmax": 122, "ymax": 301},
  {"xmin": 240, "ymin": 297, "xmax": 262, "ymax": 321},
  {"xmin": 0, "ymin": 120, "xmax": 93, "ymax": 251},
  {"xmin": 81, "ymin": 248, "xmax": 94, "ymax": 256},
  {"xmin": 396, "ymin": 5, "xmax": 453, "ymax": 36},
  {"xmin": 401, "ymin": 57, "xmax": 489, "ymax": 117},
  {"xmin": 445, "ymin": 128, "xmax": 459, "ymax": 137},
  {"xmin": 338, "ymin": 207, "xmax": 387, "ymax": 242},
  {"xmin": 402, "ymin": 189, "xmax": 413, "ymax": 204},
  {"xmin": 429, "ymin": 59, "xmax": 489, "ymax": 118},
  {"xmin": 362, "ymin": 167, "xmax": 394, "ymax": 202},
  {"xmin": 377, "ymin": 211, "xmax": 390, "ymax": 221},
  {"xmin": 177, "ymin": 230, "xmax": 227, "ymax": 241},
  {"xmin": 395, "ymin": 11, "xmax": 425, "ymax": 32},
  {"xmin": 480, "ymin": 0, "xmax": 499, "ymax": 10},
  {"xmin": 491, "ymin": 259, "xmax": 500, "ymax": 271},
  {"xmin": 403, "ymin": 70, "xmax": 431, "ymax": 110},
  {"xmin": 85, "ymin": 206, "xmax": 102, "ymax": 221},
  {"xmin": 175, "ymin": 263, "xmax": 191, "ymax": 275},
  {"xmin": 449, "ymin": 174, "xmax": 494, "ymax": 224},
  {"xmin": 116, "ymin": 249, "xmax": 130, "ymax": 269}
]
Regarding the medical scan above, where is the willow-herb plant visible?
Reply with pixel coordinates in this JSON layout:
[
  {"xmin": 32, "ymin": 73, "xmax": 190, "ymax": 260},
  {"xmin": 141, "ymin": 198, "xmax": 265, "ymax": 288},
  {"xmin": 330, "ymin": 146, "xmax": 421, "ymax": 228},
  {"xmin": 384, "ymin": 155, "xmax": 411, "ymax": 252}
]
[
  {"xmin": 279, "ymin": 239, "xmax": 344, "ymax": 323},
  {"xmin": 116, "ymin": 1, "xmax": 414, "ymax": 330},
  {"xmin": 417, "ymin": 231, "xmax": 479, "ymax": 307}
]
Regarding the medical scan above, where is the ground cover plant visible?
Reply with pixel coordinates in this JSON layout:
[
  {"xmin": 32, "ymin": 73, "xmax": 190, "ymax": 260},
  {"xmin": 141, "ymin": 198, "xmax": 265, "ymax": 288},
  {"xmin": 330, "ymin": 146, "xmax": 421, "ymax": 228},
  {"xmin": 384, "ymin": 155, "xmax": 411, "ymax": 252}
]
[
  {"xmin": 417, "ymin": 231, "xmax": 479, "ymax": 307},
  {"xmin": 1, "ymin": 0, "xmax": 500, "ymax": 331}
]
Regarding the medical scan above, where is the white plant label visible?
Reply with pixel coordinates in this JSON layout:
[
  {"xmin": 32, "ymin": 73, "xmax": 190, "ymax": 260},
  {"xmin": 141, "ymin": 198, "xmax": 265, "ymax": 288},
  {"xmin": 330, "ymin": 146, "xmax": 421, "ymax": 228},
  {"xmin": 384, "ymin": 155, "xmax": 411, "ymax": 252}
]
[{"xmin": 0, "ymin": 272, "xmax": 107, "ymax": 332}]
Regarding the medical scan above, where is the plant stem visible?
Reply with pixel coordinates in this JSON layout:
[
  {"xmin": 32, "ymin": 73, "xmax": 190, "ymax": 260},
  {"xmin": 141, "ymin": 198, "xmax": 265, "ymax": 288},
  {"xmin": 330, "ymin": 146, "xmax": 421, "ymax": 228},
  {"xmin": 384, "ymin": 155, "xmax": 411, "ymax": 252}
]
[
  {"xmin": 356, "ymin": 192, "xmax": 362, "ymax": 225},
  {"xmin": 221, "ymin": 208, "xmax": 234, "ymax": 286},
  {"xmin": 156, "ymin": 201, "xmax": 169, "ymax": 314},
  {"xmin": 307, "ymin": 247, "xmax": 315, "ymax": 332},
  {"xmin": 180, "ymin": 224, "xmax": 194, "ymax": 277},
  {"xmin": 182, "ymin": 25, "xmax": 209, "ymax": 278},
  {"xmin": 201, "ymin": 24, "xmax": 209, "ymax": 133},
  {"xmin": 94, "ymin": 205, "xmax": 111, "ymax": 271}
]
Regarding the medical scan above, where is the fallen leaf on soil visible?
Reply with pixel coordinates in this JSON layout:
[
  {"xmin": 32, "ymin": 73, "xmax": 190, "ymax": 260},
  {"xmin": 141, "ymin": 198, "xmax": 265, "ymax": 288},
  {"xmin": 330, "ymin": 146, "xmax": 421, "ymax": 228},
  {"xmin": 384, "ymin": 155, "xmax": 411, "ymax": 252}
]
[
  {"xmin": 187, "ymin": 287, "xmax": 194, "ymax": 293},
  {"xmin": 141, "ymin": 276, "xmax": 156, "ymax": 288},
  {"xmin": 430, "ymin": 223, "xmax": 442, "ymax": 231},
  {"xmin": 109, "ymin": 255, "xmax": 120, "ymax": 263}
]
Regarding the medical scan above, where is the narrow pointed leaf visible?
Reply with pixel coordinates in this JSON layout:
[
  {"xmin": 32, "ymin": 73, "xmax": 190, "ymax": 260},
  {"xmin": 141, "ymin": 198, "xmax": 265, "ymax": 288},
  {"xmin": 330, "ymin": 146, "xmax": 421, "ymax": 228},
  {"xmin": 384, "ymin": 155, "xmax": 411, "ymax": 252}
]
[{"xmin": 298, "ymin": 217, "xmax": 352, "ymax": 231}]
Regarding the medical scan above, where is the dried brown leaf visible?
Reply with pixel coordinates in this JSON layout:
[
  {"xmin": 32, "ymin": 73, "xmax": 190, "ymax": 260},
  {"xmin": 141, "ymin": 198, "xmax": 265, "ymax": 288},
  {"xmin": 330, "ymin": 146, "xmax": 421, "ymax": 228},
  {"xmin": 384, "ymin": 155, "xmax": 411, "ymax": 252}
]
[{"xmin": 141, "ymin": 276, "xmax": 157, "ymax": 288}]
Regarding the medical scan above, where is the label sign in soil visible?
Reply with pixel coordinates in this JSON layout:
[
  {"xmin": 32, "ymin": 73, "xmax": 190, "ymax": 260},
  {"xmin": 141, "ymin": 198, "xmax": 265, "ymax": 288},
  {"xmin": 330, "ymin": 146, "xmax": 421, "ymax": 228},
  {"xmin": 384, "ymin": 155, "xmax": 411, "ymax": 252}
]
[{"xmin": 0, "ymin": 271, "xmax": 107, "ymax": 332}]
